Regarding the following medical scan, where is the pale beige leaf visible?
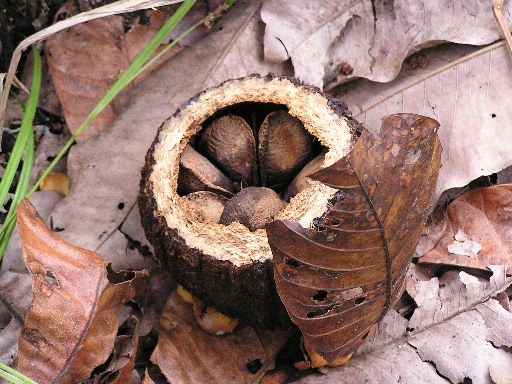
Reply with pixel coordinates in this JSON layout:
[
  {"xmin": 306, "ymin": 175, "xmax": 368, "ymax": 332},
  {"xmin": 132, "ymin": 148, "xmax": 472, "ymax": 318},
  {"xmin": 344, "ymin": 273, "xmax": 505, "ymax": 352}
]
[
  {"xmin": 261, "ymin": 0, "xmax": 509, "ymax": 89},
  {"xmin": 489, "ymin": 363, "xmax": 512, "ymax": 384},
  {"xmin": 335, "ymin": 43, "xmax": 512, "ymax": 204},
  {"xmin": 49, "ymin": 0, "xmax": 290, "ymax": 253},
  {"xmin": 408, "ymin": 305, "xmax": 512, "ymax": 384}
]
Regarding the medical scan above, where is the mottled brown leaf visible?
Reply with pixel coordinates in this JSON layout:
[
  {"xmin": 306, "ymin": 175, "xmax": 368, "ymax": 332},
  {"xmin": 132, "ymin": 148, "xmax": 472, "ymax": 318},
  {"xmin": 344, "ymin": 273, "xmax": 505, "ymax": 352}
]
[
  {"xmin": 267, "ymin": 113, "xmax": 442, "ymax": 362},
  {"xmin": 151, "ymin": 291, "xmax": 291, "ymax": 384},
  {"xmin": 417, "ymin": 184, "xmax": 512, "ymax": 272},
  {"xmin": 16, "ymin": 199, "xmax": 148, "ymax": 384}
]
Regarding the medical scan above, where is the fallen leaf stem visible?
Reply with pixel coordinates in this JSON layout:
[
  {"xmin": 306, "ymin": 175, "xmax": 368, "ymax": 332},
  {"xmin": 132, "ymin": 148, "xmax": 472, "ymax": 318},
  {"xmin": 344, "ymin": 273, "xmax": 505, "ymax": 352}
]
[{"xmin": 492, "ymin": 0, "xmax": 512, "ymax": 59}]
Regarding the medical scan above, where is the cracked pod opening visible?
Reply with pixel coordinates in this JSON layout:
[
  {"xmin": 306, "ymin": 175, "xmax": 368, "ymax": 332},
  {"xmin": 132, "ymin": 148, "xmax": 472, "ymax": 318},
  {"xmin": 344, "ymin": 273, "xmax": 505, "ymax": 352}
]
[{"xmin": 139, "ymin": 75, "xmax": 362, "ymax": 327}]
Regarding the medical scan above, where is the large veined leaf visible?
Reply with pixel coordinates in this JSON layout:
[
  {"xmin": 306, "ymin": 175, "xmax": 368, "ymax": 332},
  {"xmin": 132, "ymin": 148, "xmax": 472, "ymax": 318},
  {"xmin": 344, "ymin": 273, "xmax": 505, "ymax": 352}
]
[
  {"xmin": 16, "ymin": 199, "xmax": 148, "ymax": 384},
  {"xmin": 266, "ymin": 113, "xmax": 442, "ymax": 362}
]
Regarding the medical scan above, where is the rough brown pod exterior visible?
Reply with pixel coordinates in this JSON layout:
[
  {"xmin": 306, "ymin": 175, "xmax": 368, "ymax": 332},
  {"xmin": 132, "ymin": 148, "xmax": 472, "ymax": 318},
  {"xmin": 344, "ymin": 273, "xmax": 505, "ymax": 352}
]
[{"xmin": 139, "ymin": 74, "xmax": 362, "ymax": 328}]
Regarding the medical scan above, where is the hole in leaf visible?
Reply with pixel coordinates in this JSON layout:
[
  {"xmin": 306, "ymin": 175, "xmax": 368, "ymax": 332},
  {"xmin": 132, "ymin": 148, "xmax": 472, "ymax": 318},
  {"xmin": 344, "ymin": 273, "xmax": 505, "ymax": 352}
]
[
  {"xmin": 285, "ymin": 258, "xmax": 301, "ymax": 268},
  {"xmin": 44, "ymin": 270, "xmax": 58, "ymax": 287},
  {"xmin": 311, "ymin": 290, "xmax": 328, "ymax": 301},
  {"xmin": 312, "ymin": 216, "xmax": 326, "ymax": 231},
  {"xmin": 333, "ymin": 190, "xmax": 346, "ymax": 202},
  {"xmin": 307, "ymin": 305, "xmax": 334, "ymax": 318},
  {"xmin": 246, "ymin": 359, "xmax": 262, "ymax": 374},
  {"xmin": 354, "ymin": 297, "xmax": 366, "ymax": 305},
  {"xmin": 406, "ymin": 327, "xmax": 415, "ymax": 332},
  {"xmin": 117, "ymin": 202, "xmax": 125, "ymax": 210},
  {"xmin": 361, "ymin": 330, "xmax": 371, "ymax": 340},
  {"xmin": 491, "ymin": 113, "xmax": 497, "ymax": 118},
  {"xmin": 329, "ymin": 217, "xmax": 340, "ymax": 226}
]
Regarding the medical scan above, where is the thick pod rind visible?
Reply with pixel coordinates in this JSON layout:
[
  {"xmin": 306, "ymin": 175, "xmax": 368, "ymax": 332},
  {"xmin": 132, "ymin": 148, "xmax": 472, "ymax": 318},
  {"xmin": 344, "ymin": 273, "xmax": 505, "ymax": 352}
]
[{"xmin": 139, "ymin": 74, "xmax": 361, "ymax": 328}]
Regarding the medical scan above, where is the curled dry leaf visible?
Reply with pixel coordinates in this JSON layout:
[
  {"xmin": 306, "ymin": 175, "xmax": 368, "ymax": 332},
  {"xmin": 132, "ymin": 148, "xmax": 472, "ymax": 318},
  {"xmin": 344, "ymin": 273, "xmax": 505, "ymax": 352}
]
[
  {"xmin": 150, "ymin": 290, "xmax": 291, "ymax": 384},
  {"xmin": 293, "ymin": 265, "xmax": 512, "ymax": 384},
  {"xmin": 97, "ymin": 317, "xmax": 140, "ymax": 384},
  {"xmin": 267, "ymin": 114, "xmax": 442, "ymax": 362},
  {"xmin": 16, "ymin": 199, "xmax": 148, "ymax": 384},
  {"xmin": 261, "ymin": 0, "xmax": 510, "ymax": 88},
  {"xmin": 417, "ymin": 184, "xmax": 512, "ymax": 272}
]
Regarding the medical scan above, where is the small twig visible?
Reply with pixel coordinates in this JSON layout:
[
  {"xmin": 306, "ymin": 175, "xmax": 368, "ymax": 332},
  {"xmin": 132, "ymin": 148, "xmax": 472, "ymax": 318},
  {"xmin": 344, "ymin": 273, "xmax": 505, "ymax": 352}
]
[{"xmin": 492, "ymin": 0, "xmax": 512, "ymax": 57}]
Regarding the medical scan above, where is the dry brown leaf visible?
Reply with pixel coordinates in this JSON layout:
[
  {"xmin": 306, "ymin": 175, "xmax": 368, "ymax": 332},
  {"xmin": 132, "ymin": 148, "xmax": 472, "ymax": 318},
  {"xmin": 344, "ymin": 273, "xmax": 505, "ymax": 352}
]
[
  {"xmin": 417, "ymin": 185, "xmax": 512, "ymax": 272},
  {"xmin": 0, "ymin": 271, "xmax": 32, "ymax": 367},
  {"xmin": 2, "ymin": 190, "xmax": 63, "ymax": 273},
  {"xmin": 151, "ymin": 290, "xmax": 291, "ymax": 384},
  {"xmin": 335, "ymin": 42, "xmax": 512, "ymax": 204},
  {"xmin": 16, "ymin": 199, "xmax": 148, "ymax": 384},
  {"xmin": 261, "ymin": 0, "xmax": 509, "ymax": 89},
  {"xmin": 49, "ymin": 0, "xmax": 290, "ymax": 253},
  {"xmin": 267, "ymin": 114, "xmax": 442, "ymax": 362},
  {"xmin": 45, "ymin": 2, "xmax": 186, "ymax": 141},
  {"xmin": 293, "ymin": 264, "xmax": 512, "ymax": 384},
  {"xmin": 93, "ymin": 317, "xmax": 140, "ymax": 384}
]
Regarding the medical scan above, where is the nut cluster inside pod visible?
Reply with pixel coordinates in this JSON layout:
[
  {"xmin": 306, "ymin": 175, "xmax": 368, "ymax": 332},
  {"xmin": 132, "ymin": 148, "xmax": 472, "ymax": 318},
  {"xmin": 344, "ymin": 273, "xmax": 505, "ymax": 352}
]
[{"xmin": 143, "ymin": 75, "xmax": 359, "ymax": 327}]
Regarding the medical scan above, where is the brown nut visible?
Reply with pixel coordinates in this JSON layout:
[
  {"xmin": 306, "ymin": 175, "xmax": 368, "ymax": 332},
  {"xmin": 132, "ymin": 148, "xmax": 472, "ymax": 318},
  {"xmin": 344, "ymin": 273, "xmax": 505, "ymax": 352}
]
[
  {"xmin": 198, "ymin": 115, "xmax": 257, "ymax": 185},
  {"xmin": 220, "ymin": 187, "xmax": 287, "ymax": 231},
  {"xmin": 258, "ymin": 110, "xmax": 314, "ymax": 189},
  {"xmin": 186, "ymin": 191, "xmax": 228, "ymax": 224},
  {"xmin": 284, "ymin": 151, "xmax": 327, "ymax": 201},
  {"xmin": 178, "ymin": 144, "xmax": 235, "ymax": 197}
]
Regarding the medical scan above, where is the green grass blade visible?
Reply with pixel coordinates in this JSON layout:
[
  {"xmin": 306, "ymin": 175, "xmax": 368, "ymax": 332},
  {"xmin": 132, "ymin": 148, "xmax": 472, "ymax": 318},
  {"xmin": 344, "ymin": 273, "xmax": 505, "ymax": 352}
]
[
  {"xmin": 0, "ymin": 46, "xmax": 40, "ymax": 210},
  {"xmin": 0, "ymin": 127, "xmax": 33, "ymax": 258},
  {"xmin": 0, "ymin": 363, "xmax": 37, "ymax": 384}
]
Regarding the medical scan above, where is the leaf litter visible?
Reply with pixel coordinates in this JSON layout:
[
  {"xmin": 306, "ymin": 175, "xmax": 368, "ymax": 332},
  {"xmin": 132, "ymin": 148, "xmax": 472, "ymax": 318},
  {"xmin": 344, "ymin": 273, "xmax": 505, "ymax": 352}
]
[
  {"xmin": 1, "ymin": 0, "xmax": 512, "ymax": 382},
  {"xmin": 16, "ymin": 199, "xmax": 148, "ymax": 384}
]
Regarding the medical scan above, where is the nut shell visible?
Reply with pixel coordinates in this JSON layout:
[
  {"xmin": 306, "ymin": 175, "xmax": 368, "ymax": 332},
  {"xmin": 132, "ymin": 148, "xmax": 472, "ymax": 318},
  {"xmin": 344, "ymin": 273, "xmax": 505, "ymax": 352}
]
[{"xmin": 139, "ymin": 74, "xmax": 362, "ymax": 328}]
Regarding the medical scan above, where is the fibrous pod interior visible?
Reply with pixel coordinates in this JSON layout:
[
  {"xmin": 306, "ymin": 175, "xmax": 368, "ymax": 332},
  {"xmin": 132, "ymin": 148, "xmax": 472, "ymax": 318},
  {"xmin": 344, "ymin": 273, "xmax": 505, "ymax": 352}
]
[{"xmin": 139, "ymin": 75, "xmax": 361, "ymax": 327}]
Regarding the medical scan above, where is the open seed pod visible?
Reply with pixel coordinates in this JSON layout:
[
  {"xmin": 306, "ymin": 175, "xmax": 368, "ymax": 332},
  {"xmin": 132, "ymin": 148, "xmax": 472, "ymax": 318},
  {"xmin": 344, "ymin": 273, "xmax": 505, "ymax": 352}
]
[{"xmin": 139, "ymin": 74, "xmax": 362, "ymax": 328}]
